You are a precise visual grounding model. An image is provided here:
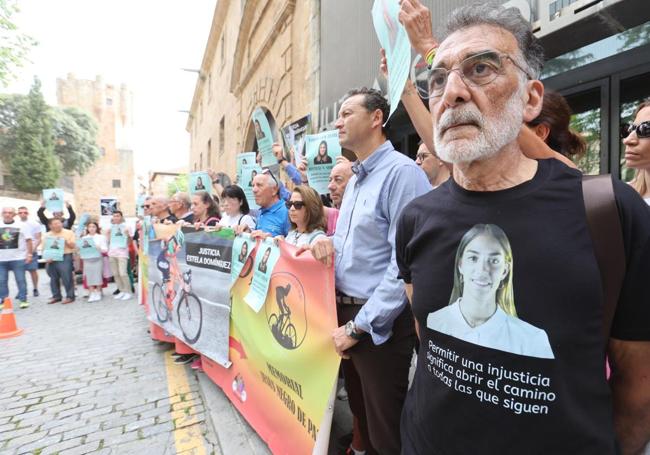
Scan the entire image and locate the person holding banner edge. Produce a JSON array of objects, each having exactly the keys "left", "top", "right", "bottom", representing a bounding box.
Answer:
[{"left": 305, "top": 87, "right": 431, "bottom": 454}]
